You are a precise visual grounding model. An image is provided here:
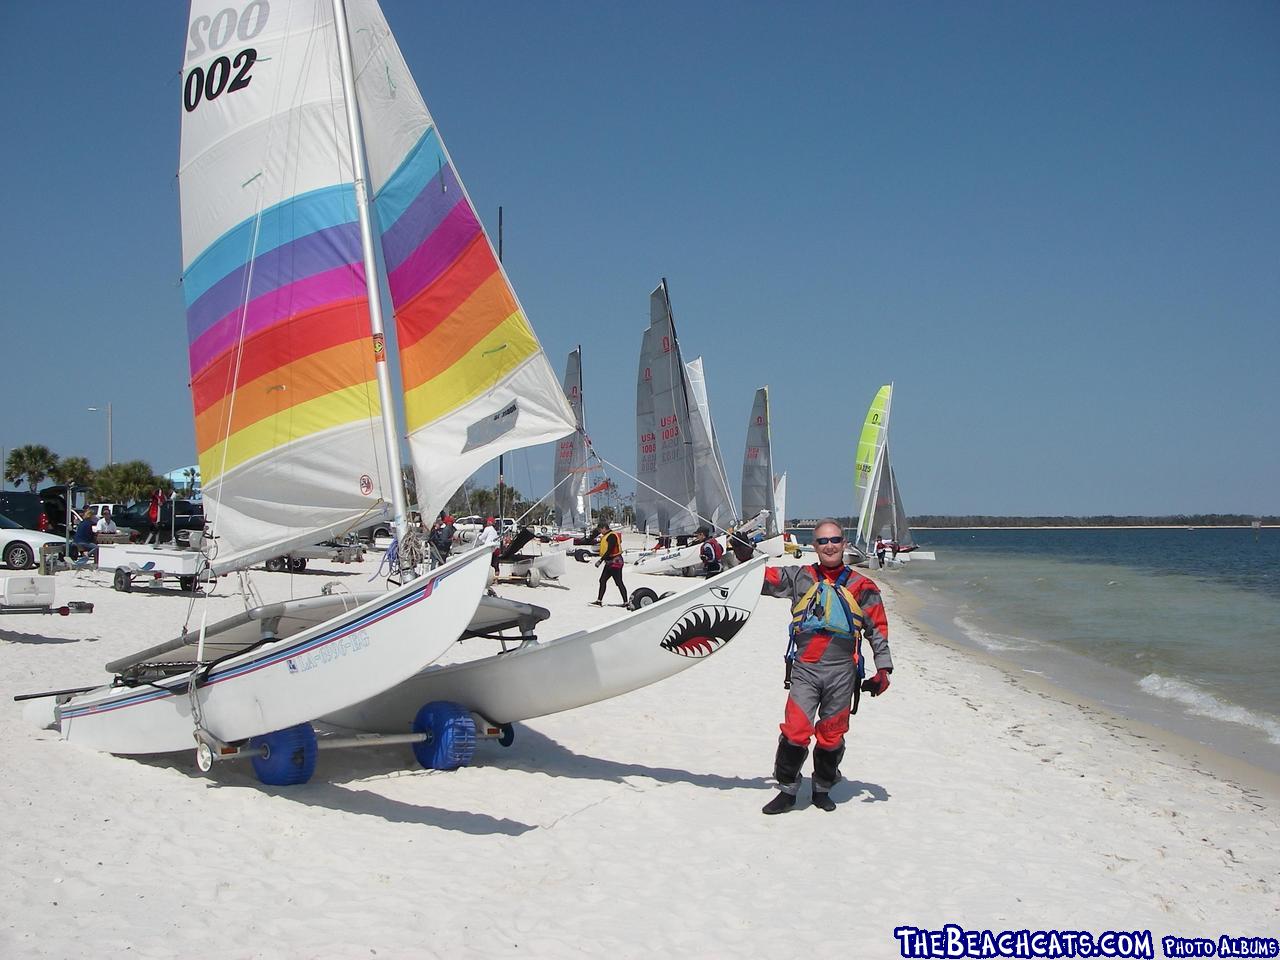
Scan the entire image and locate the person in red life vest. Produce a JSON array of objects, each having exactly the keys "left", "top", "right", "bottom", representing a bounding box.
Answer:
[
  {"left": 693, "top": 525, "right": 724, "bottom": 577},
  {"left": 144, "top": 489, "right": 166, "bottom": 543},
  {"left": 591, "top": 521, "right": 628, "bottom": 606},
  {"left": 759, "top": 518, "right": 893, "bottom": 814}
]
